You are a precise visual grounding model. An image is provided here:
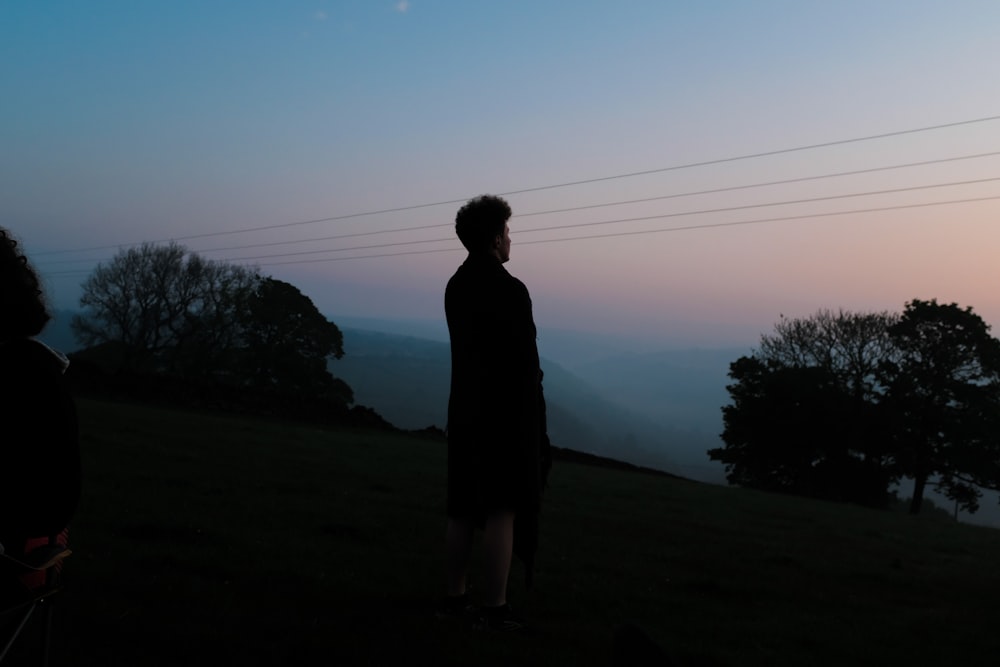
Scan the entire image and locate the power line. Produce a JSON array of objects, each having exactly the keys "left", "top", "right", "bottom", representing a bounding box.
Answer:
[
  {"left": 242, "top": 194, "right": 1000, "bottom": 267},
  {"left": 31, "top": 113, "right": 1000, "bottom": 257},
  {"left": 516, "top": 195, "right": 1000, "bottom": 247},
  {"left": 40, "top": 193, "right": 999, "bottom": 276},
  {"left": 196, "top": 175, "right": 1000, "bottom": 263},
  {"left": 498, "top": 114, "right": 1000, "bottom": 196},
  {"left": 38, "top": 176, "right": 1000, "bottom": 271},
  {"left": 522, "top": 176, "right": 1000, "bottom": 237},
  {"left": 33, "top": 150, "right": 1000, "bottom": 268},
  {"left": 514, "top": 150, "right": 1000, "bottom": 219},
  {"left": 160, "top": 149, "right": 1000, "bottom": 257}
]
